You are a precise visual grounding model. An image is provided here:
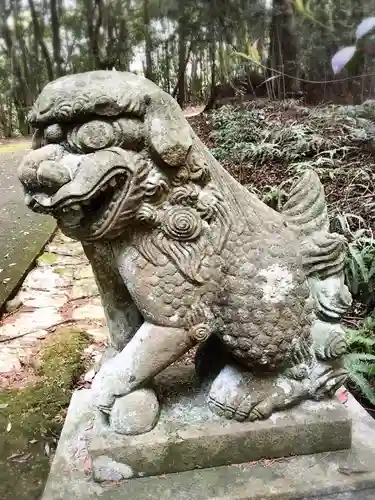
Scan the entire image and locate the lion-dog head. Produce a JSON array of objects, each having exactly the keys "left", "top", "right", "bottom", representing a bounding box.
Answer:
[{"left": 18, "top": 71, "right": 230, "bottom": 283}]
